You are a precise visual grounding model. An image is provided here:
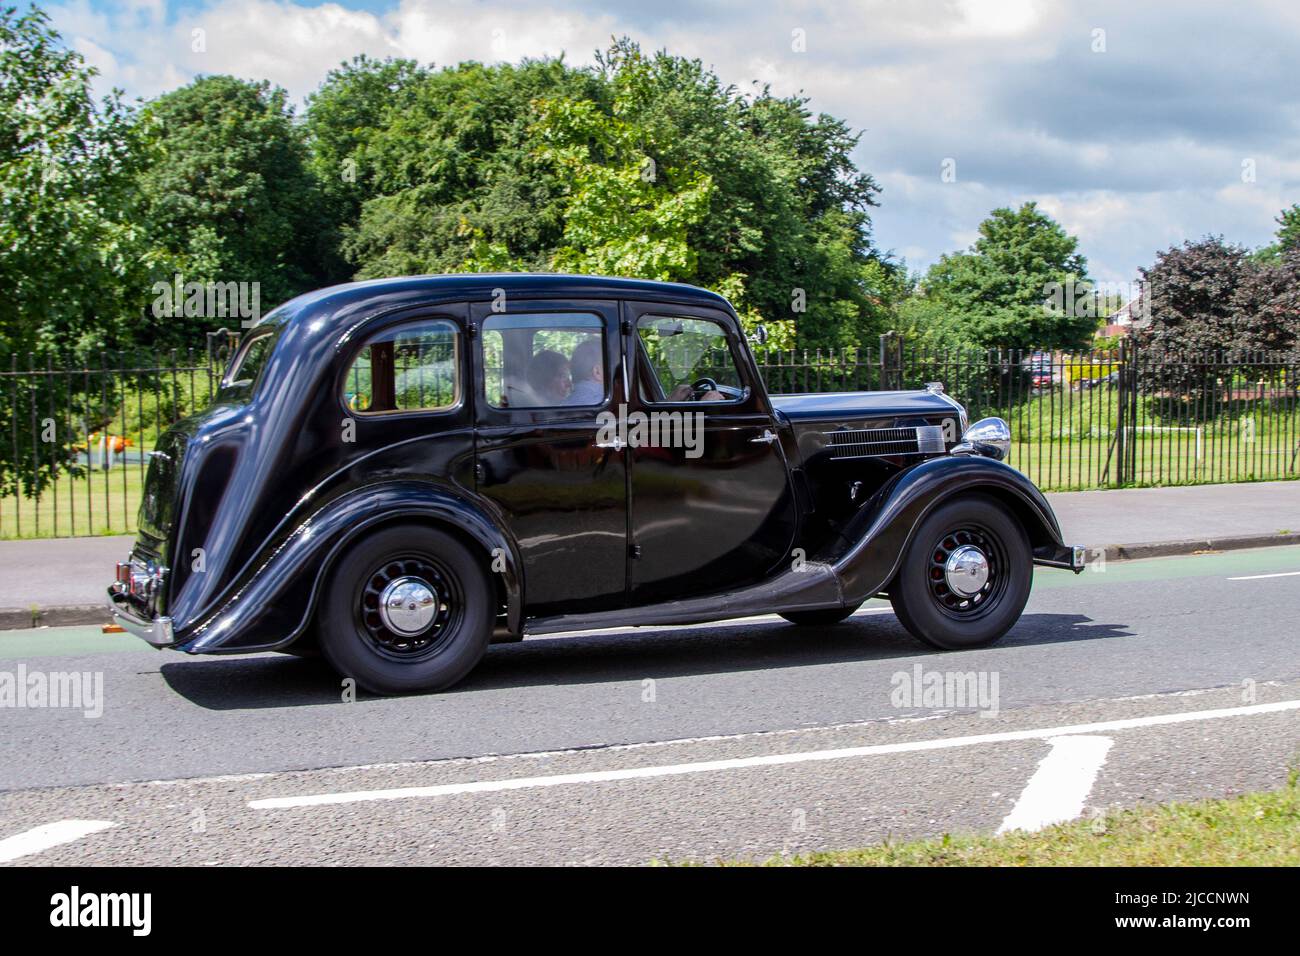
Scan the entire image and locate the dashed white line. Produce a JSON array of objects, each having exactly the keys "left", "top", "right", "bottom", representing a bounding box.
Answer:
[
  {"left": 248, "top": 697, "right": 1300, "bottom": 810},
  {"left": 0, "top": 820, "right": 117, "bottom": 863},
  {"left": 997, "top": 735, "right": 1113, "bottom": 834},
  {"left": 1228, "top": 570, "right": 1300, "bottom": 581}
]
